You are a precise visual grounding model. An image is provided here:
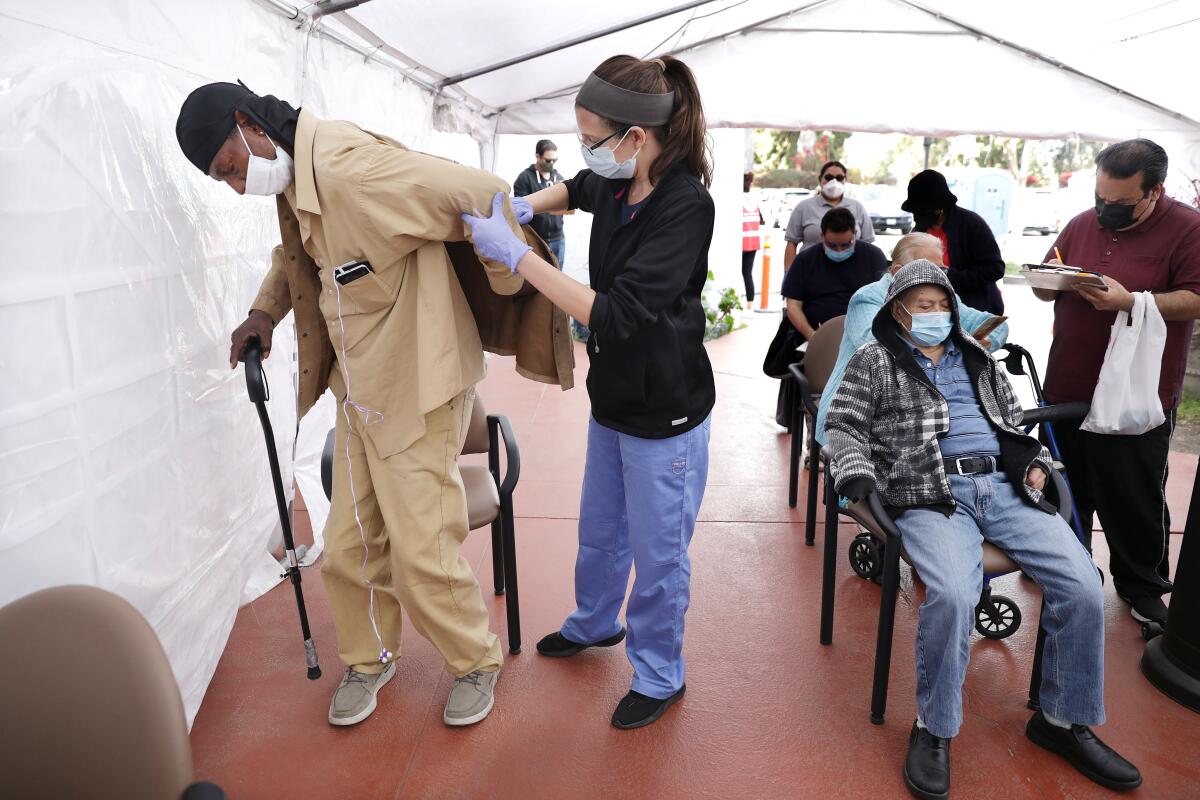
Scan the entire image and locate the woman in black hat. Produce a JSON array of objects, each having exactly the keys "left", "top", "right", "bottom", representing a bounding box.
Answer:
[{"left": 902, "top": 169, "right": 1005, "bottom": 314}]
